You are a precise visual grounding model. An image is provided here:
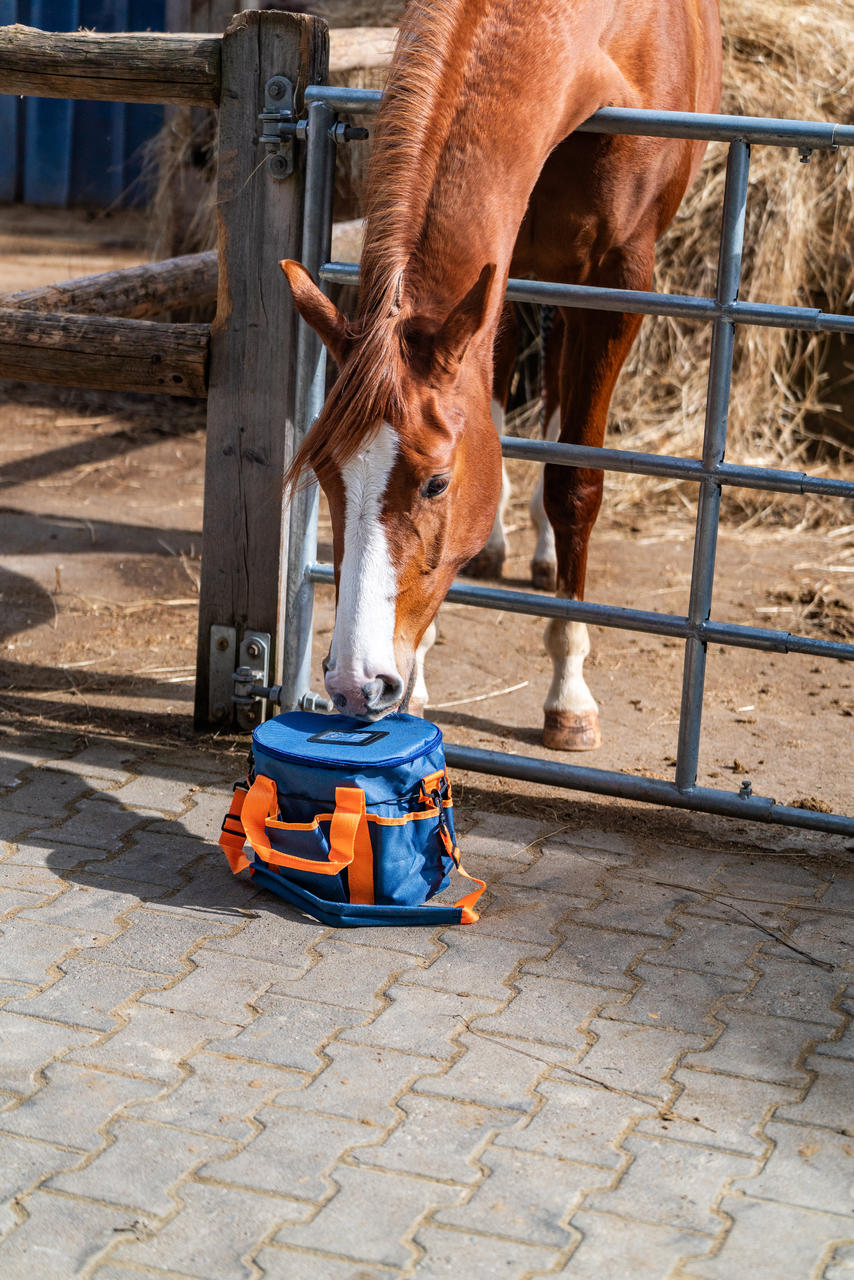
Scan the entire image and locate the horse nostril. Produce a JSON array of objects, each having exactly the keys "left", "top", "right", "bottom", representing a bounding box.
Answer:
[
  {"left": 362, "top": 675, "right": 404, "bottom": 711},
  {"left": 332, "top": 693, "right": 347, "bottom": 710}
]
